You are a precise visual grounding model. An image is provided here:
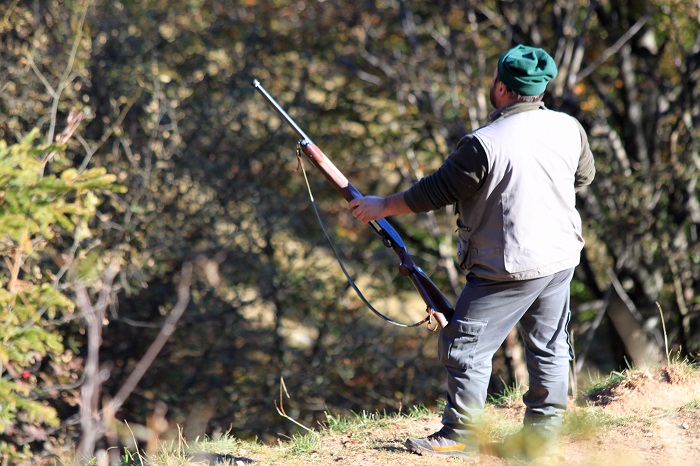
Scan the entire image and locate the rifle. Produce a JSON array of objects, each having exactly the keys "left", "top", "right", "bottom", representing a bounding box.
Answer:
[{"left": 253, "top": 80, "right": 454, "bottom": 329}]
